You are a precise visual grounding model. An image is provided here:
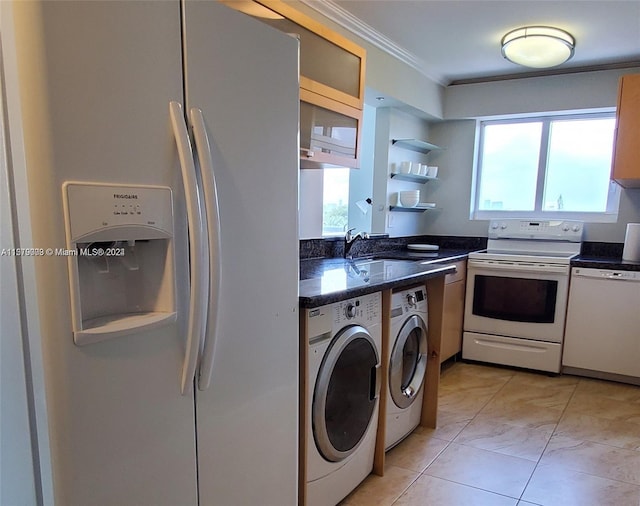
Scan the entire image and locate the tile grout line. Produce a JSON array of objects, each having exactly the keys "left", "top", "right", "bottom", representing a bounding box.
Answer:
[
  {"left": 386, "top": 469, "right": 422, "bottom": 506},
  {"left": 515, "top": 375, "right": 582, "bottom": 502},
  {"left": 535, "top": 377, "right": 640, "bottom": 491},
  {"left": 386, "top": 366, "right": 640, "bottom": 505},
  {"left": 408, "top": 366, "right": 518, "bottom": 502},
  {"left": 388, "top": 362, "right": 483, "bottom": 505},
  {"left": 388, "top": 441, "right": 452, "bottom": 506},
  {"left": 437, "top": 367, "right": 579, "bottom": 503}
]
